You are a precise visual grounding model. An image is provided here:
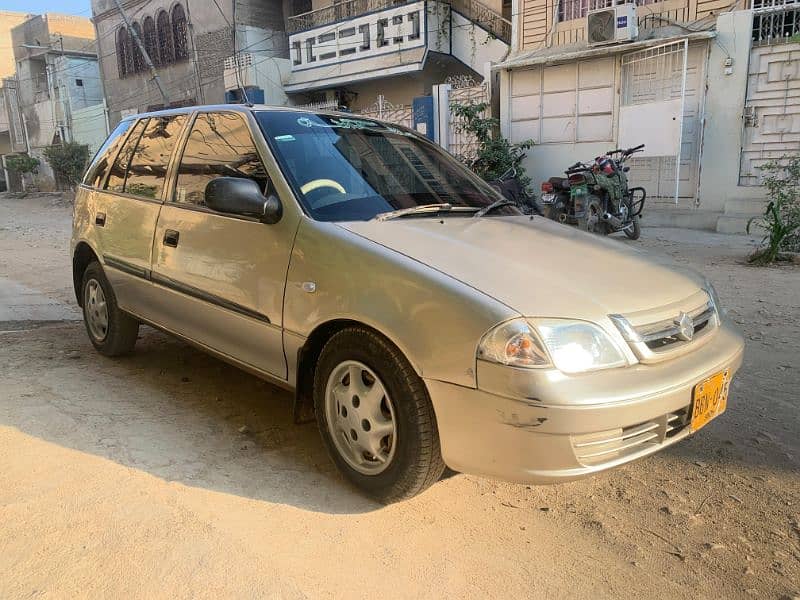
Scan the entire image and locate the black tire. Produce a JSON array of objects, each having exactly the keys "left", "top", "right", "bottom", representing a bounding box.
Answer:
[
  {"left": 81, "top": 261, "right": 139, "bottom": 356},
  {"left": 624, "top": 214, "right": 641, "bottom": 240},
  {"left": 313, "top": 327, "right": 445, "bottom": 503},
  {"left": 578, "top": 196, "right": 608, "bottom": 235}
]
